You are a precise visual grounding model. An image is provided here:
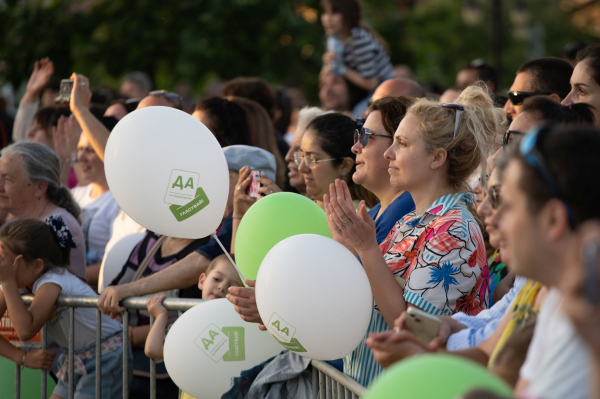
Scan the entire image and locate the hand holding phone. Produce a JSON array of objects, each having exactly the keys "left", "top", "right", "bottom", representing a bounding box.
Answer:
[
  {"left": 247, "top": 171, "right": 262, "bottom": 199},
  {"left": 404, "top": 307, "right": 441, "bottom": 343},
  {"left": 55, "top": 79, "right": 73, "bottom": 104}
]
